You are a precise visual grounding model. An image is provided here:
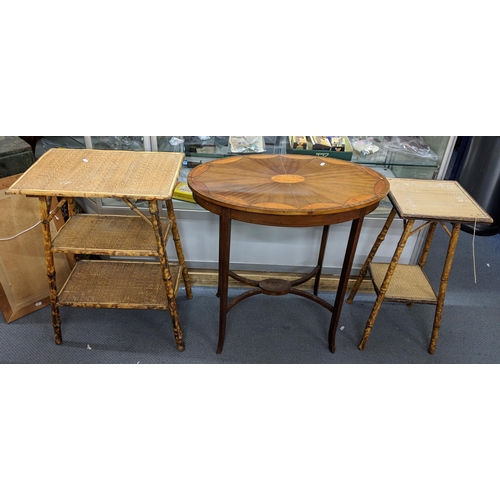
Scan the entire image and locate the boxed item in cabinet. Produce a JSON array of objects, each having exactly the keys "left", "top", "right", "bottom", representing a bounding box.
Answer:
[
  {"left": 173, "top": 181, "right": 195, "bottom": 203},
  {"left": 286, "top": 136, "right": 352, "bottom": 160}
]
